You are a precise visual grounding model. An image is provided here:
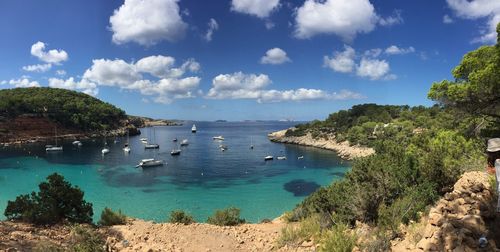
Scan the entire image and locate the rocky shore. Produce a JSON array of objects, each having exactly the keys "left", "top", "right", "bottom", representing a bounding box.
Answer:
[{"left": 268, "top": 129, "right": 375, "bottom": 160}]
